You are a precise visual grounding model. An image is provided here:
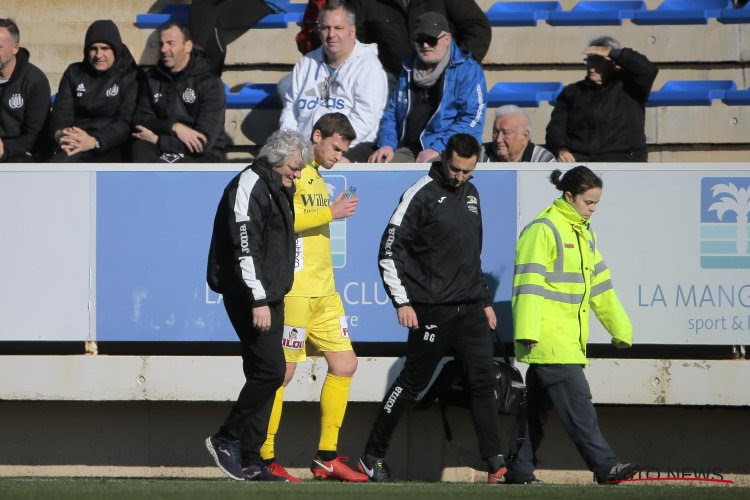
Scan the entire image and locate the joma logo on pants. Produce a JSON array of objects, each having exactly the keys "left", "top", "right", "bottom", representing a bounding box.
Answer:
[{"left": 384, "top": 386, "right": 402, "bottom": 414}]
